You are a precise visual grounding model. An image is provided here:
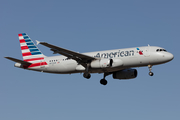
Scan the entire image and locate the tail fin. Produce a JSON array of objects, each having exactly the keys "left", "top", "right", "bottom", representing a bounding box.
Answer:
[{"left": 18, "top": 33, "right": 46, "bottom": 61}]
